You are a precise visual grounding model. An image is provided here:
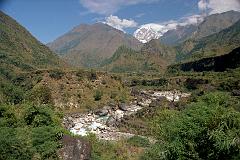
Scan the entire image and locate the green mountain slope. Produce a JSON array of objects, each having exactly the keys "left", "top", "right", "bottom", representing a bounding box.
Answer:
[
  {"left": 48, "top": 23, "right": 142, "bottom": 68},
  {"left": 177, "top": 19, "right": 240, "bottom": 61},
  {"left": 0, "top": 11, "right": 65, "bottom": 75},
  {"left": 0, "top": 11, "right": 66, "bottom": 103},
  {"left": 101, "top": 40, "right": 176, "bottom": 73}
]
